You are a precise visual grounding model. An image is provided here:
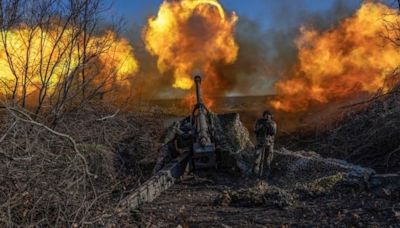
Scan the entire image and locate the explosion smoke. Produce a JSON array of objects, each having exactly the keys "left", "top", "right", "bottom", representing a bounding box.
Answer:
[
  {"left": 143, "top": 0, "right": 238, "bottom": 106},
  {"left": 271, "top": 2, "right": 400, "bottom": 112}
]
